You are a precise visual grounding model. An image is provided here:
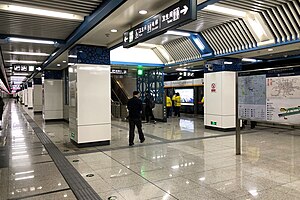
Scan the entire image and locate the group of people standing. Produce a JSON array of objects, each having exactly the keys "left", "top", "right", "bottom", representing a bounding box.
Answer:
[{"left": 166, "top": 93, "right": 181, "bottom": 118}]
